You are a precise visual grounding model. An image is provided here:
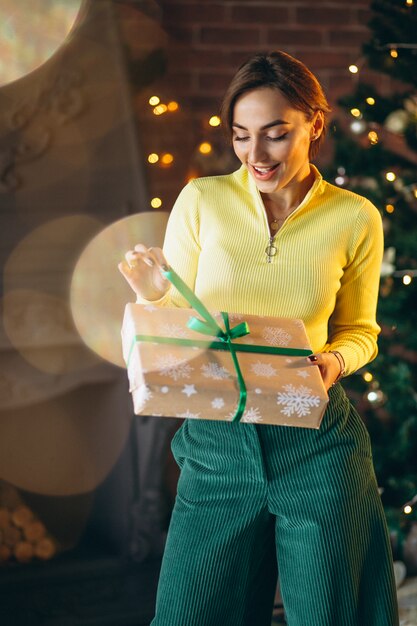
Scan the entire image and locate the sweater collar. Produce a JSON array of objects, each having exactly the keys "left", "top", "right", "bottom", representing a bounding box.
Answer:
[{"left": 233, "top": 163, "right": 325, "bottom": 216}]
